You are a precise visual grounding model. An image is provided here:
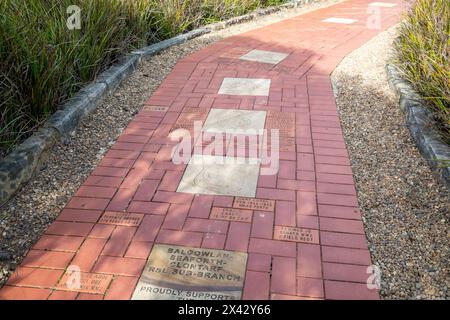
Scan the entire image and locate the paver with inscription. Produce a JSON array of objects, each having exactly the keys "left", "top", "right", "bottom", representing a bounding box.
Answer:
[
  {"left": 57, "top": 271, "right": 113, "bottom": 294},
  {"left": 203, "top": 109, "right": 266, "bottom": 133},
  {"left": 98, "top": 212, "right": 144, "bottom": 227},
  {"left": 233, "top": 197, "right": 275, "bottom": 212},
  {"left": 210, "top": 207, "right": 253, "bottom": 223},
  {"left": 177, "top": 155, "right": 260, "bottom": 197},
  {"left": 132, "top": 245, "right": 247, "bottom": 300},
  {"left": 143, "top": 106, "right": 169, "bottom": 112},
  {"left": 182, "top": 107, "right": 211, "bottom": 114},
  {"left": 274, "top": 226, "right": 320, "bottom": 244}
]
